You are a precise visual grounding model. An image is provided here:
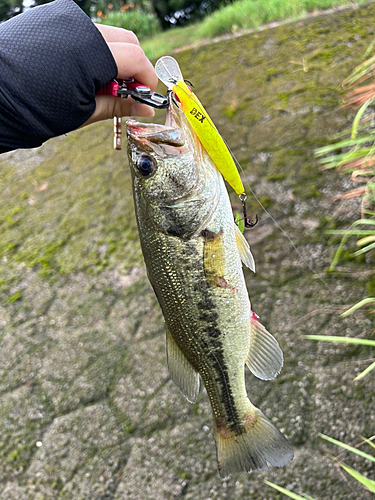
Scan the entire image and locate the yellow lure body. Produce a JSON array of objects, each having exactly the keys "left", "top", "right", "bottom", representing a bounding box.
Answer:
[{"left": 172, "top": 80, "right": 244, "bottom": 195}]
